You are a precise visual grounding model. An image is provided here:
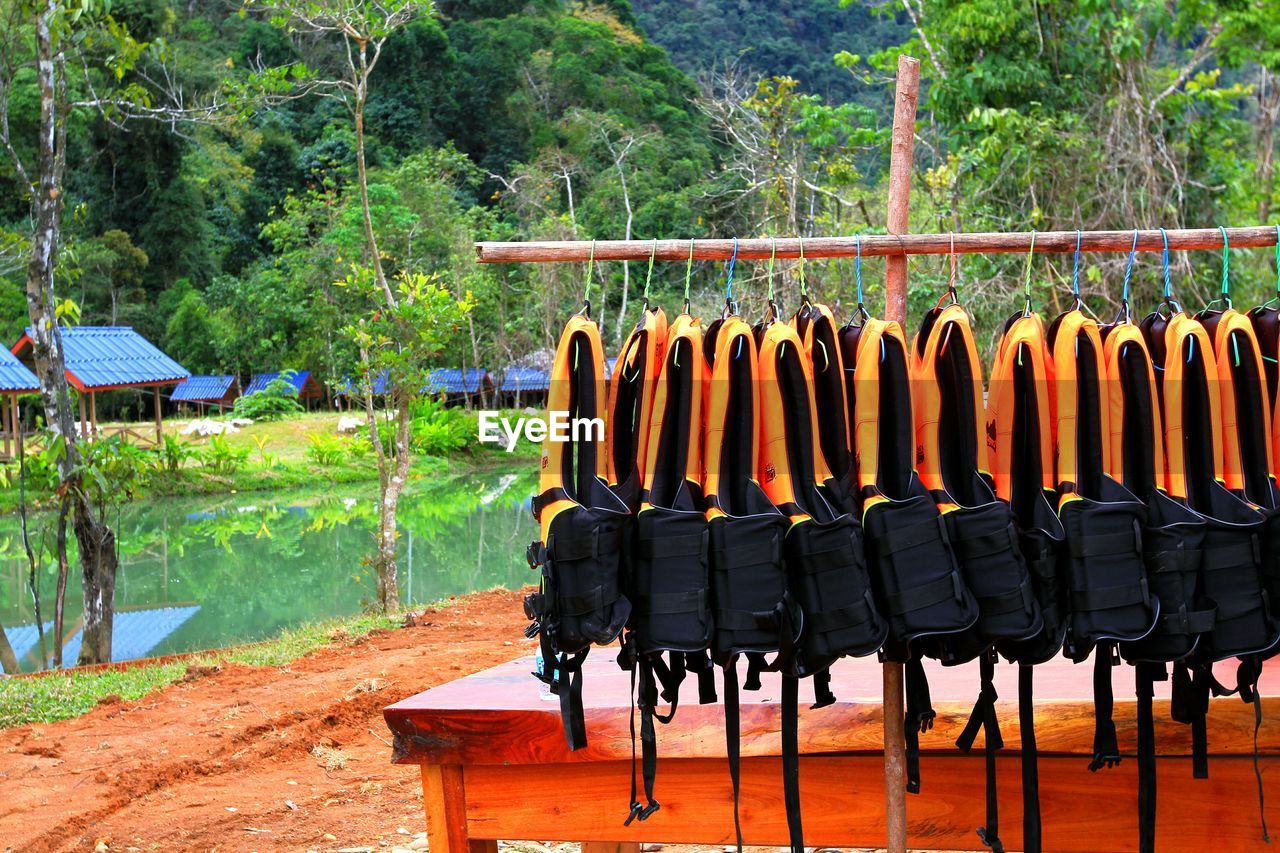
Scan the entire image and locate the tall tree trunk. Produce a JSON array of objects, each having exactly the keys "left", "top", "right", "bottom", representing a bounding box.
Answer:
[
  {"left": 26, "top": 0, "right": 118, "bottom": 666},
  {"left": 0, "top": 617, "right": 18, "bottom": 674},
  {"left": 374, "top": 399, "right": 409, "bottom": 615},
  {"left": 1256, "top": 67, "right": 1279, "bottom": 223}
]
